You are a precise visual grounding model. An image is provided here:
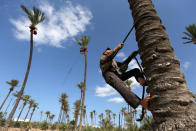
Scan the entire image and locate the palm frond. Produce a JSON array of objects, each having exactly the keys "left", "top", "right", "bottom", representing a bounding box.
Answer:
[
  {"left": 186, "top": 24, "right": 196, "bottom": 37},
  {"left": 21, "top": 5, "right": 45, "bottom": 26},
  {"left": 183, "top": 40, "right": 193, "bottom": 44},
  {"left": 75, "top": 35, "right": 90, "bottom": 47}
]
